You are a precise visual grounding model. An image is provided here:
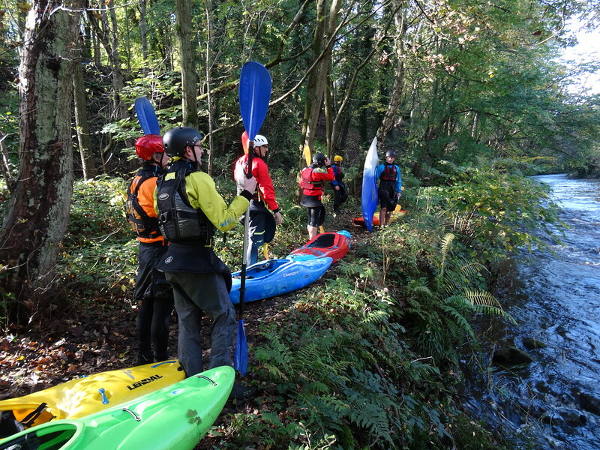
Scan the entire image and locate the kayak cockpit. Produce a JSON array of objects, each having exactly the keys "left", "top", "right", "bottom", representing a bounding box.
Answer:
[
  {"left": 1, "top": 422, "right": 80, "bottom": 450},
  {"left": 232, "top": 259, "right": 289, "bottom": 280}
]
